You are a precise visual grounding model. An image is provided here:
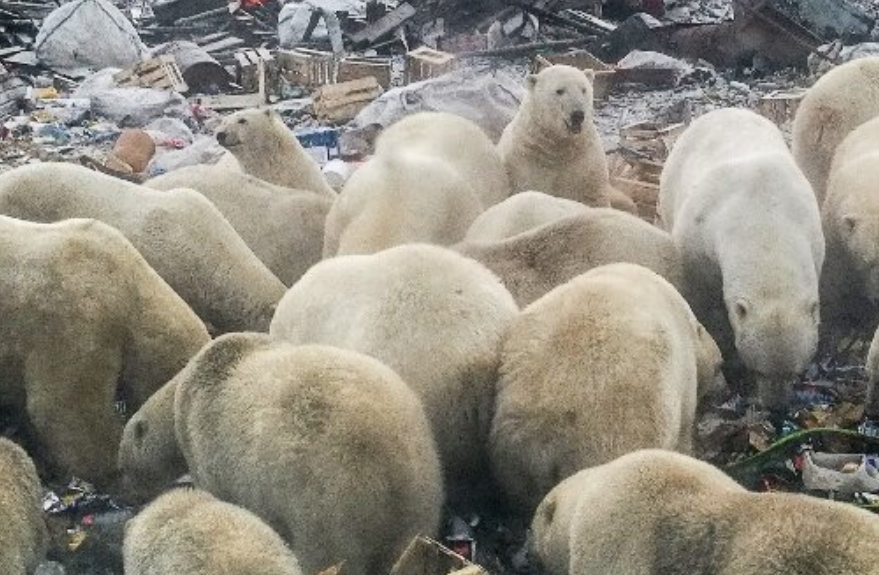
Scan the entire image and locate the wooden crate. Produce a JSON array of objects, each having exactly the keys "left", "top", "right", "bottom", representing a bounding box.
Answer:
[
  {"left": 619, "top": 121, "right": 686, "bottom": 162},
  {"left": 114, "top": 55, "right": 188, "bottom": 92},
  {"left": 234, "top": 48, "right": 278, "bottom": 95},
  {"left": 338, "top": 57, "right": 392, "bottom": 89},
  {"left": 313, "top": 77, "right": 383, "bottom": 124},
  {"left": 612, "top": 176, "right": 660, "bottom": 223},
  {"left": 532, "top": 52, "right": 615, "bottom": 100},
  {"left": 758, "top": 88, "right": 807, "bottom": 126},
  {"left": 276, "top": 48, "right": 335, "bottom": 87},
  {"left": 405, "top": 46, "right": 455, "bottom": 84}
]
